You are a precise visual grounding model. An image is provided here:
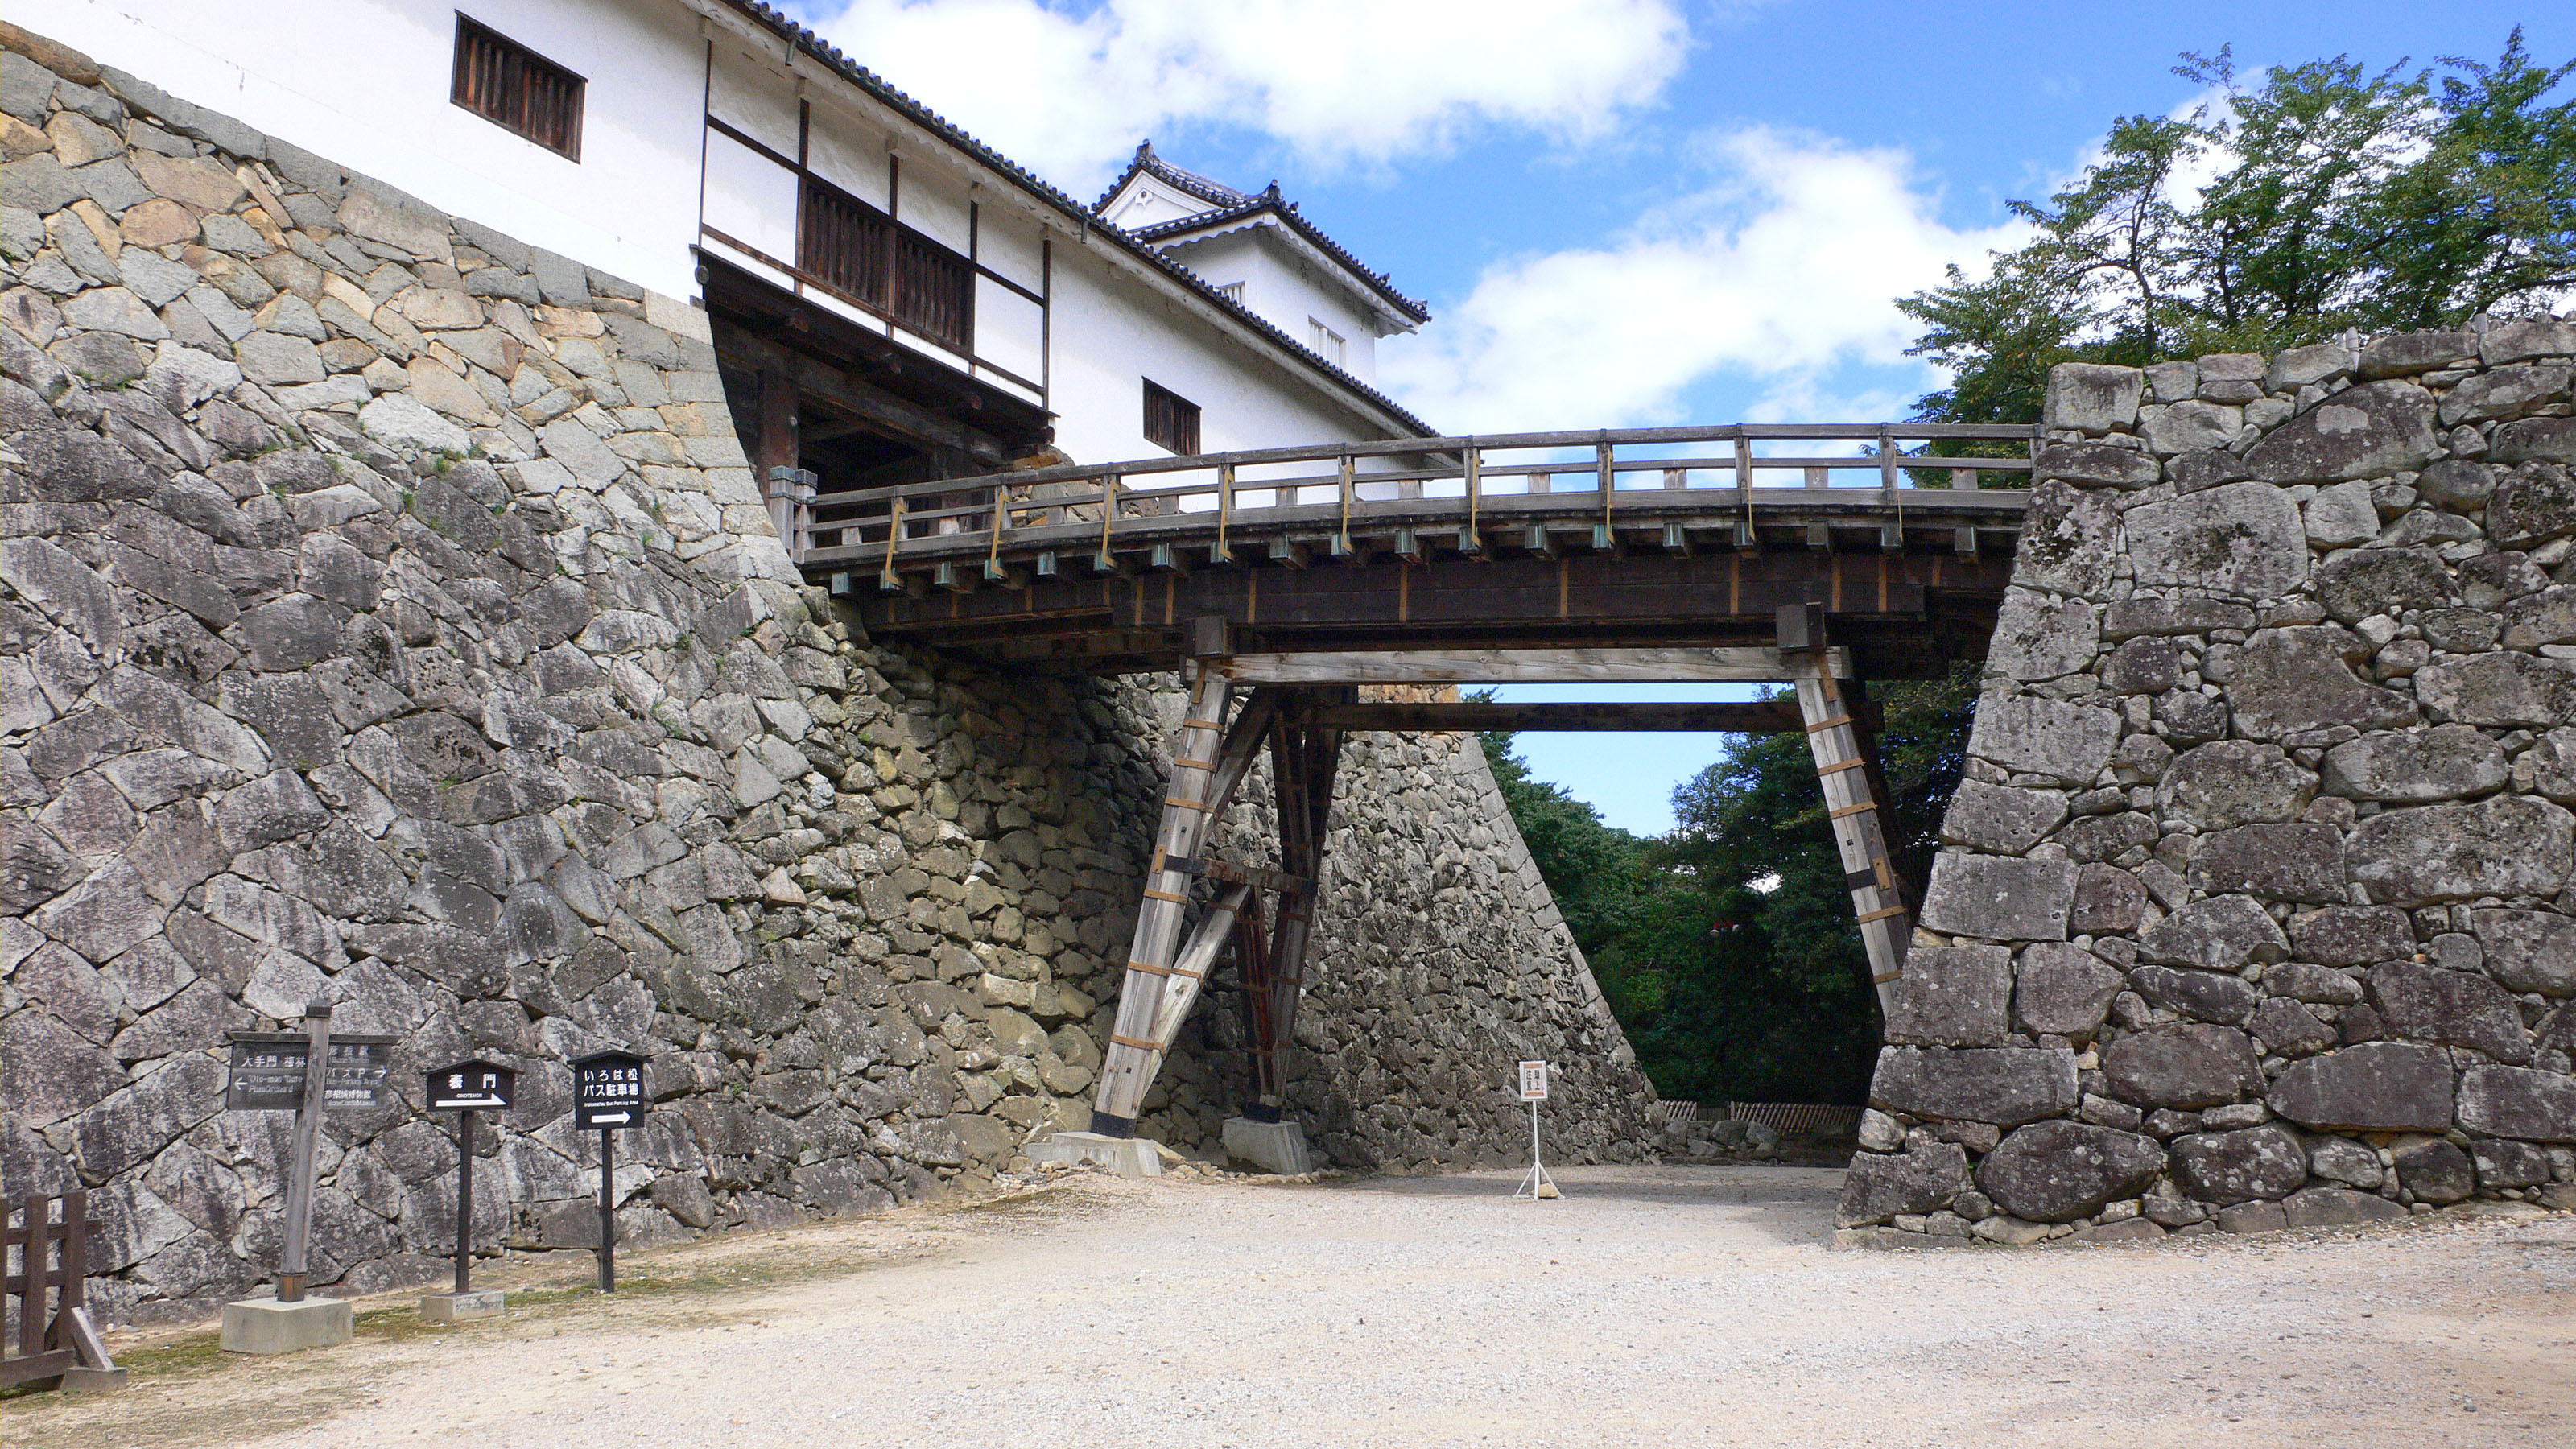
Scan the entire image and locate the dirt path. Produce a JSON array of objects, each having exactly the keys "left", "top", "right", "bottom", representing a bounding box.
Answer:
[{"left": 9, "top": 1164, "right": 2574, "bottom": 1448}]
